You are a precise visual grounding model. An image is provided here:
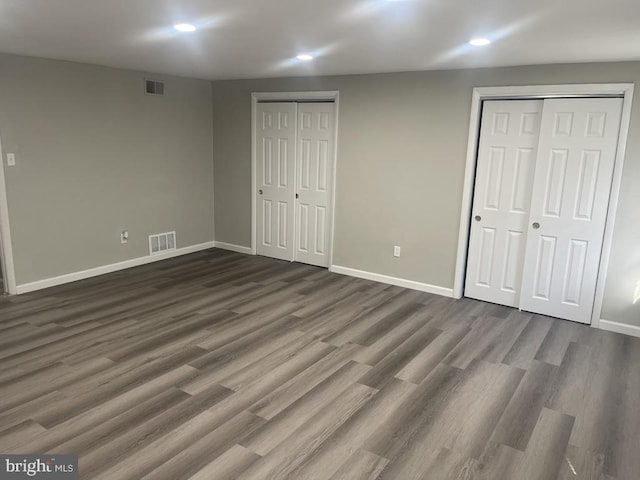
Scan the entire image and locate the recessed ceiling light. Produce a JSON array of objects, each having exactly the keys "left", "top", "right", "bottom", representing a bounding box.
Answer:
[
  {"left": 174, "top": 23, "right": 197, "bottom": 33},
  {"left": 296, "top": 54, "right": 314, "bottom": 61},
  {"left": 469, "top": 38, "right": 491, "bottom": 46}
]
